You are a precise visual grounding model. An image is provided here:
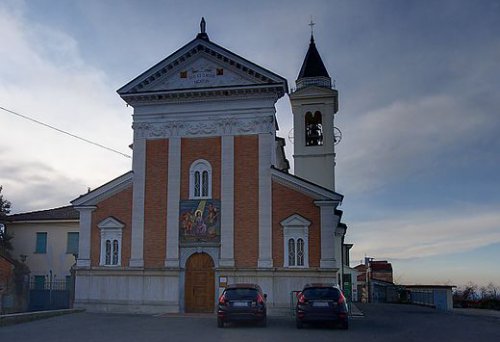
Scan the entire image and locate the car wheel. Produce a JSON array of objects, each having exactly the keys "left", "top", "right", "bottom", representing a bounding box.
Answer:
[
  {"left": 296, "top": 319, "right": 303, "bottom": 329},
  {"left": 217, "top": 318, "right": 224, "bottom": 328}
]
